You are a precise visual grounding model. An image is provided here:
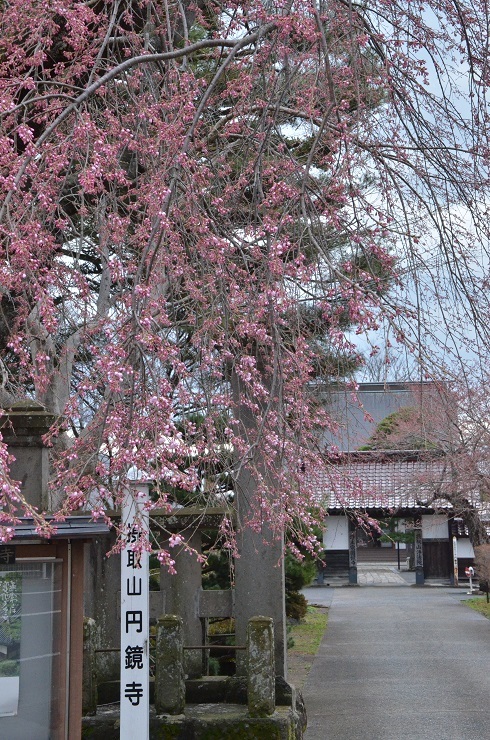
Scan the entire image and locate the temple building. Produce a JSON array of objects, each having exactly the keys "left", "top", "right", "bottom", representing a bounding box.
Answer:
[{"left": 316, "top": 383, "right": 487, "bottom": 585}]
